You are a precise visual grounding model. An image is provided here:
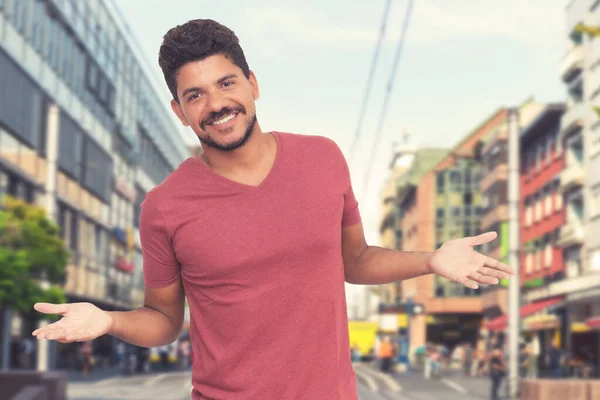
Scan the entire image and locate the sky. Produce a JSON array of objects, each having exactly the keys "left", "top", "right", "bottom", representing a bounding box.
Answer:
[{"left": 114, "top": 0, "right": 567, "bottom": 247}]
